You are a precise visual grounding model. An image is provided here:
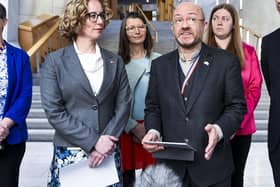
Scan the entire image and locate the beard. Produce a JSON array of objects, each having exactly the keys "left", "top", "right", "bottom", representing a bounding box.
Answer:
[{"left": 175, "top": 36, "right": 202, "bottom": 50}]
